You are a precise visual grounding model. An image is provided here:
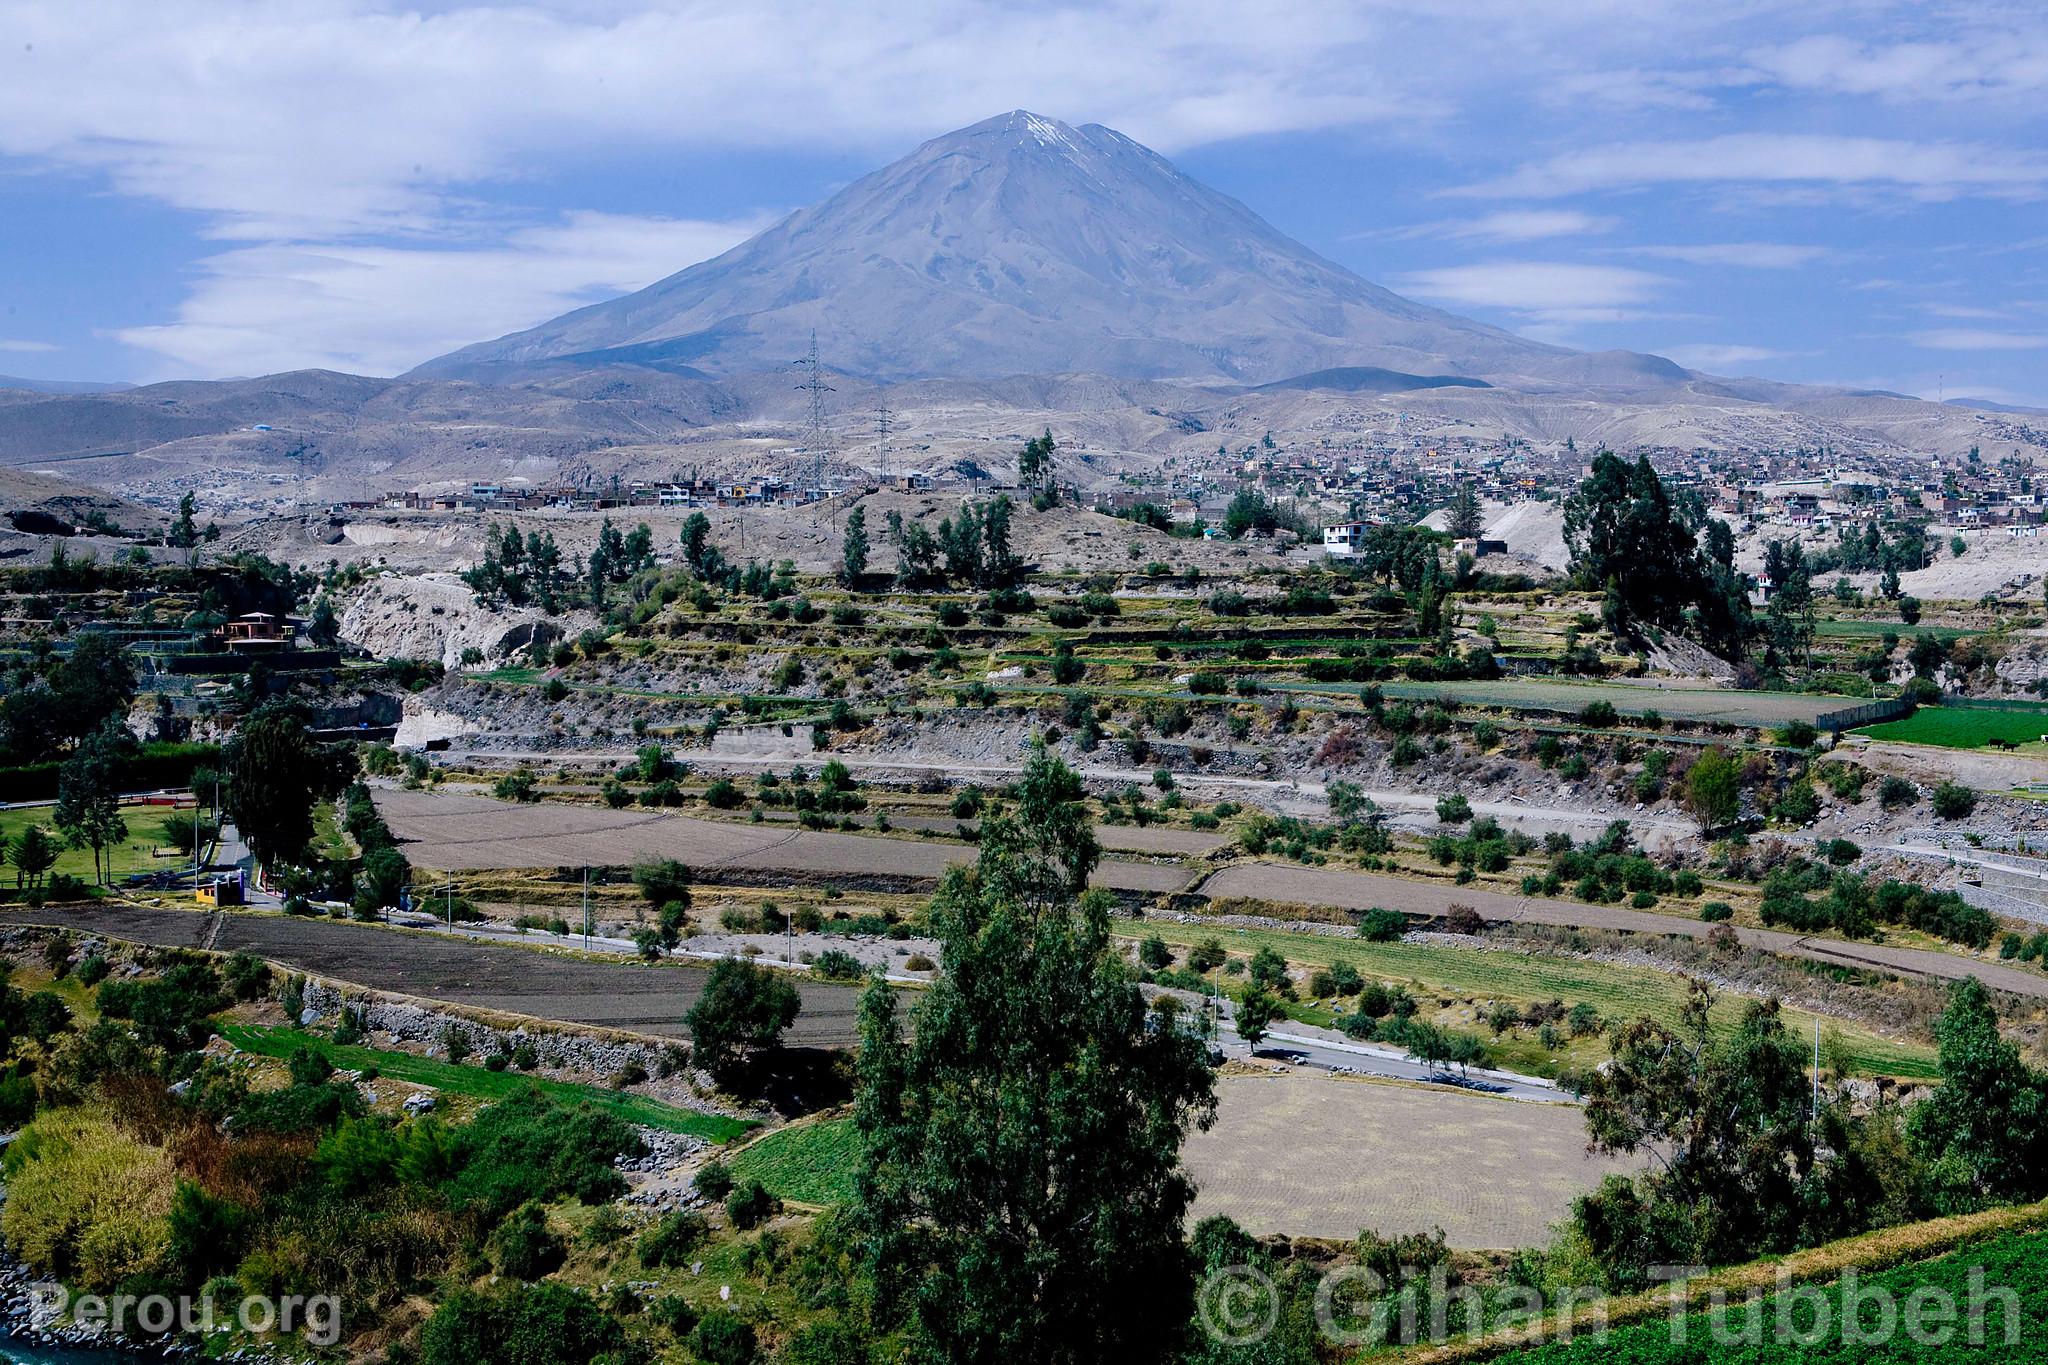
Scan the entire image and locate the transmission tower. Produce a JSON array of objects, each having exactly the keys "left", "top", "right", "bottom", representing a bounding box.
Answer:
[
  {"left": 793, "top": 330, "right": 834, "bottom": 495},
  {"left": 875, "top": 398, "right": 892, "bottom": 483}
]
